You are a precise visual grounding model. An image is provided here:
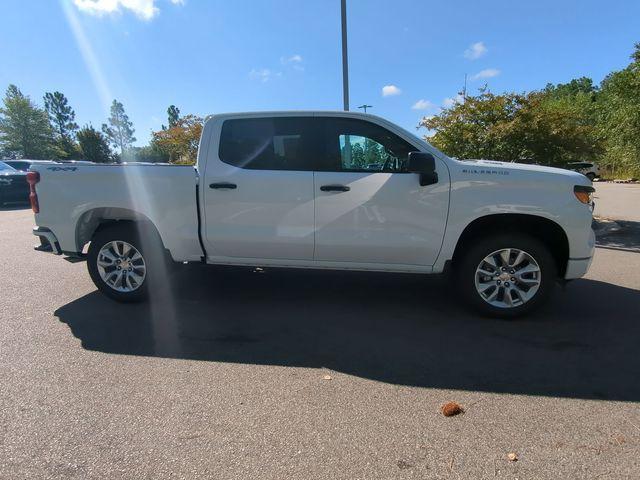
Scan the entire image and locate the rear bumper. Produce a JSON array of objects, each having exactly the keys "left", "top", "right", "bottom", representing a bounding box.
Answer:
[{"left": 33, "top": 226, "right": 61, "bottom": 255}]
